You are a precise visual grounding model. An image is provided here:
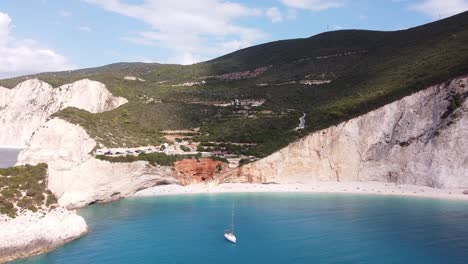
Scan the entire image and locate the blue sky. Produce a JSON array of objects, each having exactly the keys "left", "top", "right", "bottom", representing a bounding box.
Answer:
[{"left": 0, "top": 0, "right": 468, "bottom": 78}]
